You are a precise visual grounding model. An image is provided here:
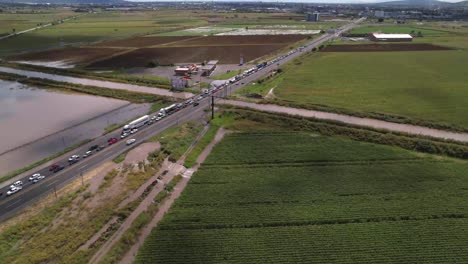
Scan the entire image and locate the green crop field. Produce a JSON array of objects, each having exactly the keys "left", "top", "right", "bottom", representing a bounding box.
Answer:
[
  {"left": 238, "top": 22, "right": 468, "bottom": 130},
  {"left": 135, "top": 131, "right": 468, "bottom": 263}
]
